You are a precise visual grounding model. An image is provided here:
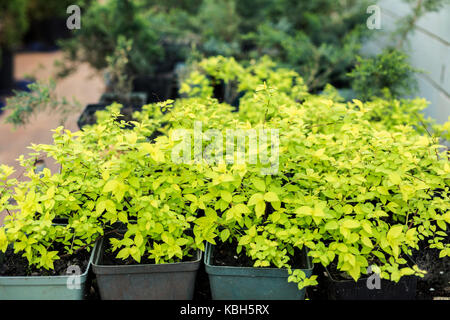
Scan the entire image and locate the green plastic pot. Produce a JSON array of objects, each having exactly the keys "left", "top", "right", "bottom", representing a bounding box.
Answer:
[
  {"left": 0, "top": 248, "right": 94, "bottom": 300},
  {"left": 204, "top": 243, "right": 314, "bottom": 300},
  {"left": 91, "top": 237, "right": 202, "bottom": 300}
]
